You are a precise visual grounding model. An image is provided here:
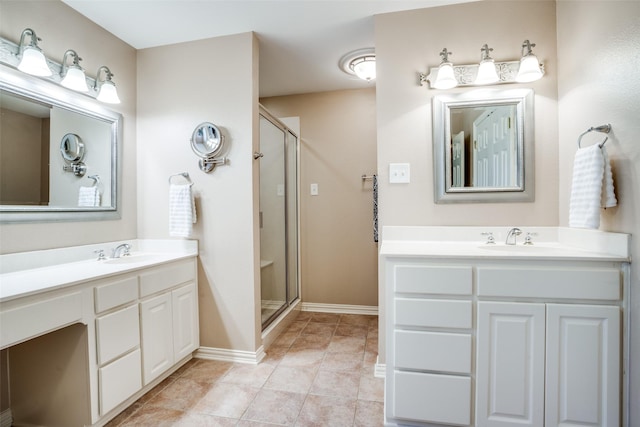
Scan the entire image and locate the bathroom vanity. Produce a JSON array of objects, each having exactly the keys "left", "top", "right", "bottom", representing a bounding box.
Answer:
[
  {"left": 0, "top": 240, "right": 198, "bottom": 427},
  {"left": 381, "top": 226, "right": 630, "bottom": 427}
]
